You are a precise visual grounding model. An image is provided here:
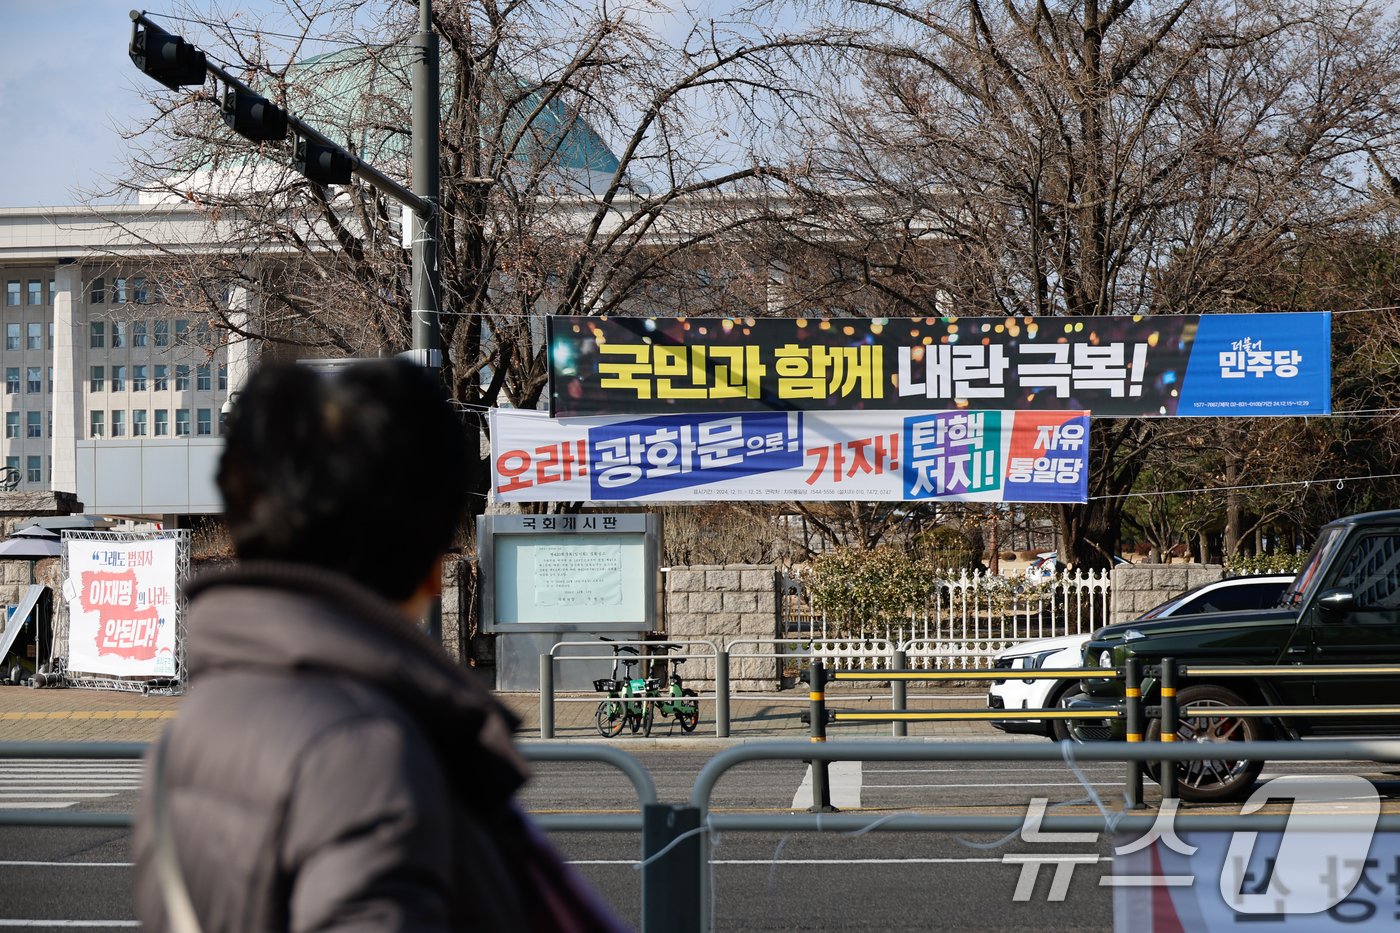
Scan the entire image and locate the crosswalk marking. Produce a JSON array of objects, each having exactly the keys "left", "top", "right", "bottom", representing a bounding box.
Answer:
[
  {"left": 791, "top": 760, "right": 863, "bottom": 809},
  {"left": 0, "top": 760, "right": 142, "bottom": 809}
]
